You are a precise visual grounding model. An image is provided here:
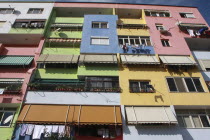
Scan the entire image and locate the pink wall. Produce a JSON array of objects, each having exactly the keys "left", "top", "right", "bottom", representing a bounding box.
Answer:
[
  {"left": 55, "top": 3, "right": 208, "bottom": 55},
  {"left": 0, "top": 39, "right": 45, "bottom": 104}
]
